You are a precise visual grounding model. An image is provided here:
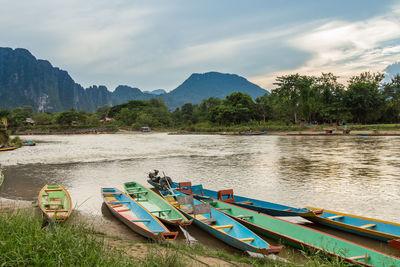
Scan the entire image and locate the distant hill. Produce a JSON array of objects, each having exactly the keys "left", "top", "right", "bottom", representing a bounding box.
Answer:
[
  {"left": 384, "top": 62, "right": 400, "bottom": 82},
  {"left": 0, "top": 47, "right": 269, "bottom": 112},
  {"left": 112, "top": 85, "right": 154, "bottom": 105},
  {"left": 143, "top": 89, "right": 166, "bottom": 95},
  {"left": 162, "top": 72, "right": 269, "bottom": 109}
]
